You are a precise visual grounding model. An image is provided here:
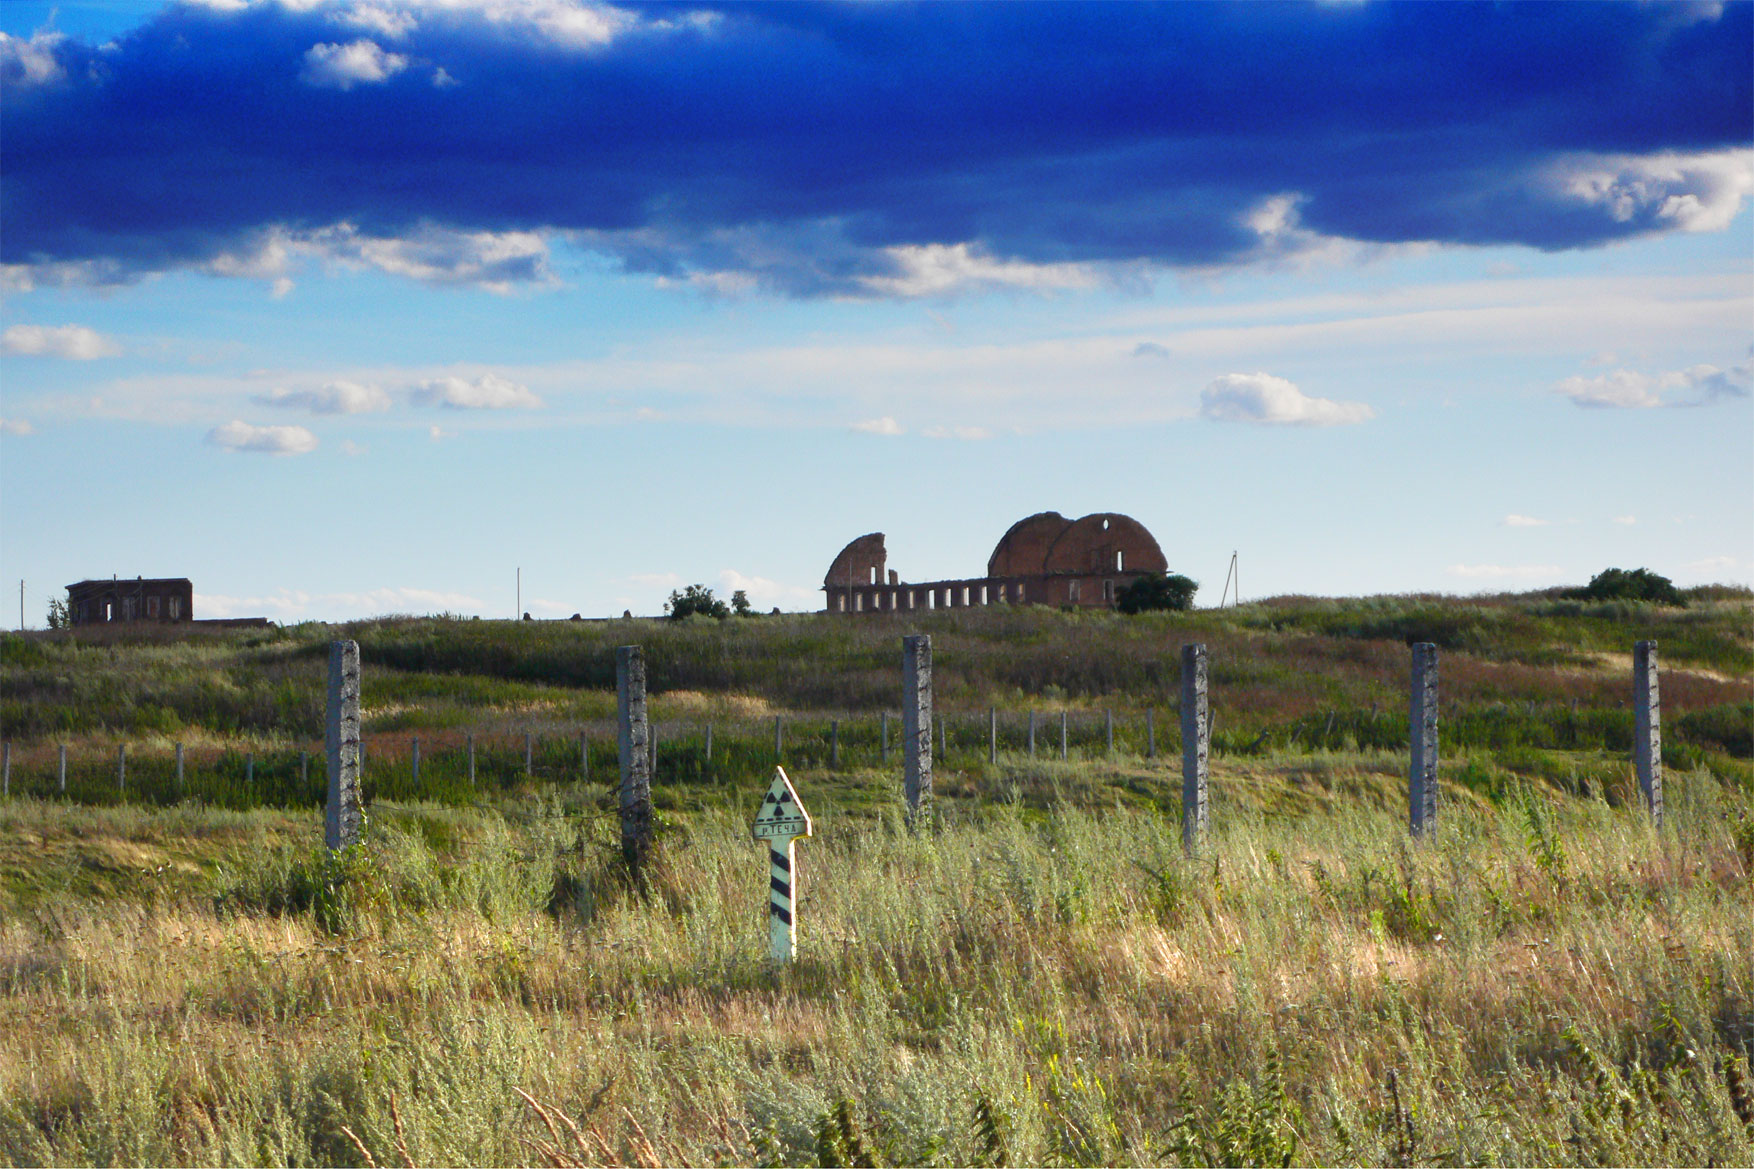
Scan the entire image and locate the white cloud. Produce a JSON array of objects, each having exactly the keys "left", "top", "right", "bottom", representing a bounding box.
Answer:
[
  {"left": 860, "top": 243, "right": 1104, "bottom": 298},
  {"left": 300, "top": 39, "right": 408, "bottom": 89},
  {"left": 1446, "top": 564, "right": 1563, "bottom": 579},
  {"left": 1612, "top": 515, "right": 1637, "bottom": 526},
  {"left": 0, "top": 418, "right": 35, "bottom": 436},
  {"left": 411, "top": 372, "right": 543, "bottom": 409},
  {"left": 465, "top": 0, "right": 637, "bottom": 49},
  {"left": 331, "top": 3, "right": 418, "bottom": 39},
  {"left": 340, "top": 439, "right": 368, "bottom": 456},
  {"left": 717, "top": 569, "right": 818, "bottom": 610},
  {"left": 197, "top": 222, "right": 556, "bottom": 293},
  {"left": 0, "top": 30, "right": 65, "bottom": 86},
  {"left": 1, "top": 324, "right": 122, "bottom": 360},
  {"left": 1557, "top": 357, "right": 1753, "bottom": 408},
  {"left": 205, "top": 420, "right": 319, "bottom": 455},
  {"left": 255, "top": 380, "right": 391, "bottom": 414},
  {"left": 1199, "top": 372, "right": 1375, "bottom": 426},
  {"left": 1550, "top": 148, "right": 1754, "bottom": 235},
  {"left": 922, "top": 425, "right": 992, "bottom": 440},
  {"left": 851, "top": 416, "right": 904, "bottom": 436},
  {"left": 428, "top": 424, "right": 455, "bottom": 440},
  {"left": 1501, "top": 514, "right": 1550, "bottom": 528}
]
